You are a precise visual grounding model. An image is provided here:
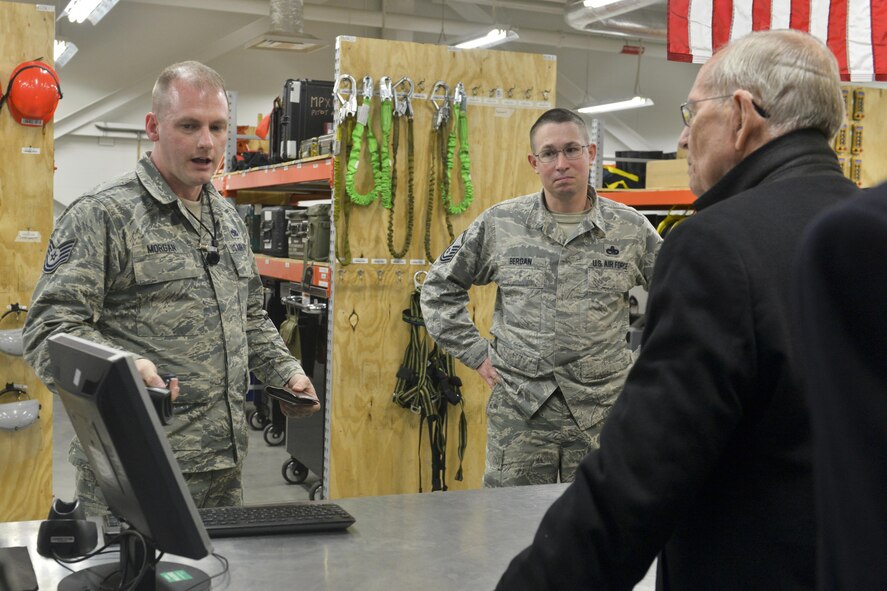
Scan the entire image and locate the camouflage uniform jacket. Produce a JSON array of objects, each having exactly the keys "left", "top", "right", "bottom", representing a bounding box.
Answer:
[
  {"left": 23, "top": 154, "right": 304, "bottom": 473},
  {"left": 421, "top": 189, "right": 661, "bottom": 431}
]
